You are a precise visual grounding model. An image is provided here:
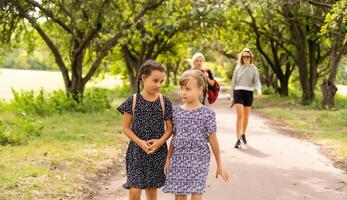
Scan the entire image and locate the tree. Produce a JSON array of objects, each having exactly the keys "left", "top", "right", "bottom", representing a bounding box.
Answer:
[
  {"left": 280, "top": 0, "right": 331, "bottom": 104},
  {"left": 119, "top": 0, "right": 227, "bottom": 92},
  {"left": 1, "top": 0, "right": 164, "bottom": 100},
  {"left": 319, "top": 0, "right": 347, "bottom": 107},
  {"left": 242, "top": 1, "right": 295, "bottom": 96}
]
